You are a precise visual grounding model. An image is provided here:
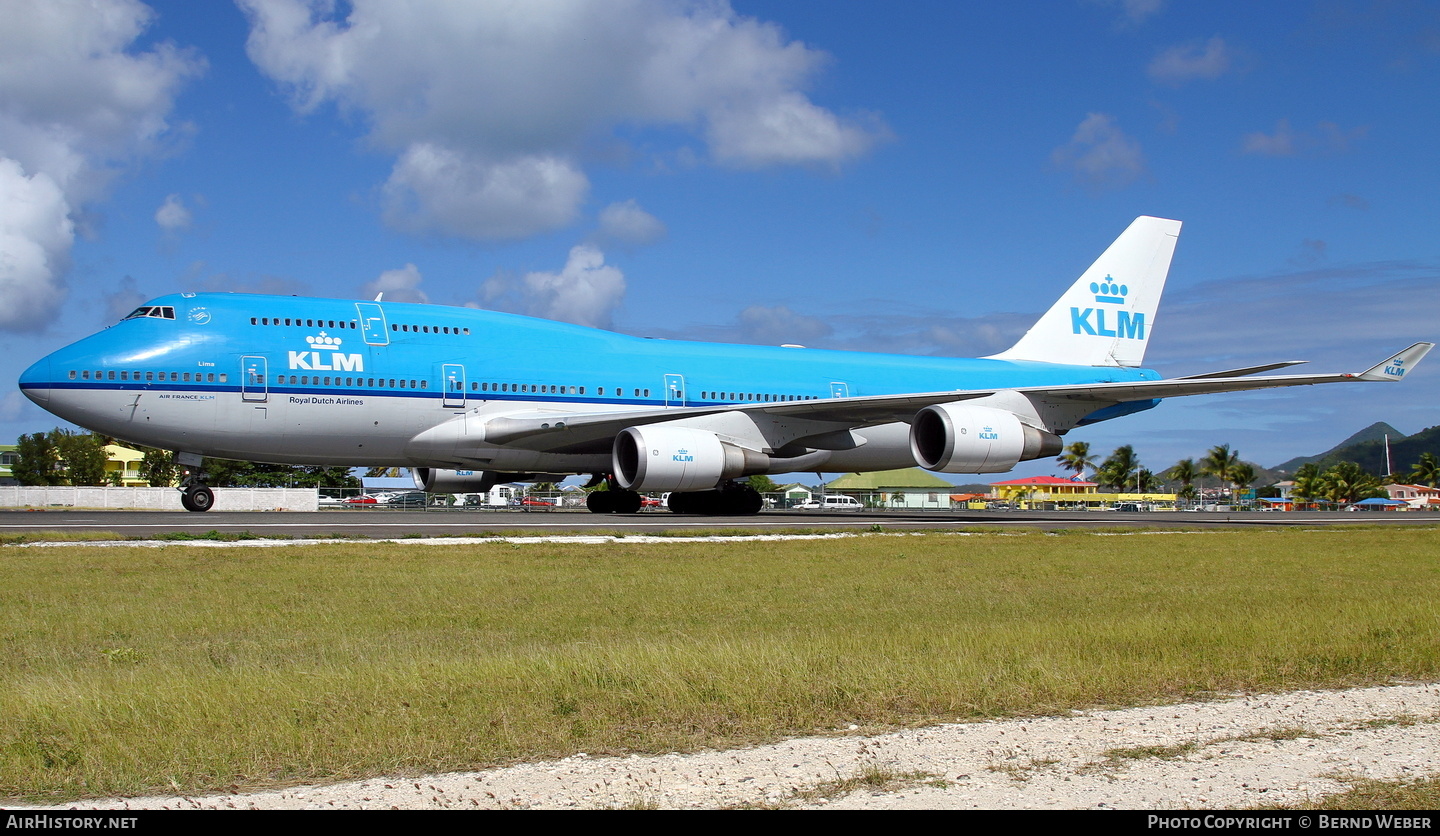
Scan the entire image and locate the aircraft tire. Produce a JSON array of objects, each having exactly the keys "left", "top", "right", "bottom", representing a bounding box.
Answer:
[
  {"left": 613, "top": 490, "right": 643, "bottom": 514},
  {"left": 181, "top": 485, "right": 214, "bottom": 513},
  {"left": 586, "top": 490, "right": 614, "bottom": 514}
]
